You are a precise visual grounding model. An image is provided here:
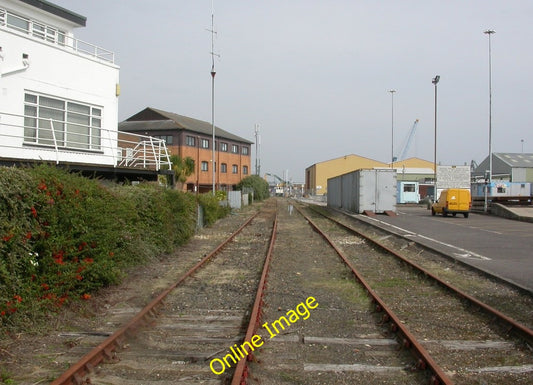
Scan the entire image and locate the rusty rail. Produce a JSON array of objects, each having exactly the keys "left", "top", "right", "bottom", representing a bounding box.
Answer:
[
  {"left": 230, "top": 212, "right": 278, "bottom": 385},
  {"left": 52, "top": 211, "right": 260, "bottom": 385},
  {"left": 311, "top": 206, "right": 533, "bottom": 345},
  {"left": 297, "top": 206, "right": 453, "bottom": 385}
]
